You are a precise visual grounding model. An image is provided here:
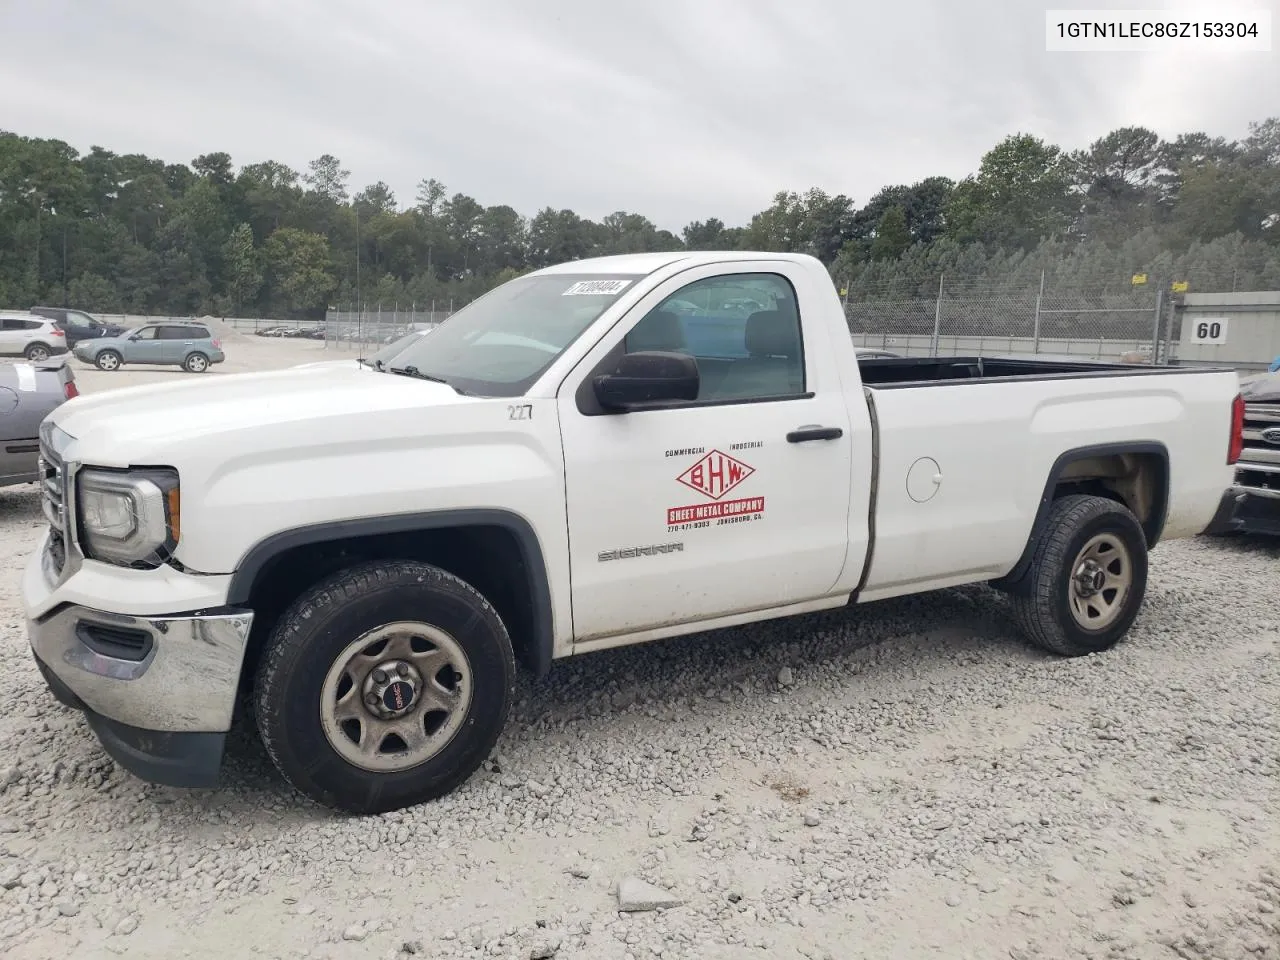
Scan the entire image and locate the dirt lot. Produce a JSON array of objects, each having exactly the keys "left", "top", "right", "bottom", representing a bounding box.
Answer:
[{"left": 0, "top": 341, "right": 1276, "bottom": 960}]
